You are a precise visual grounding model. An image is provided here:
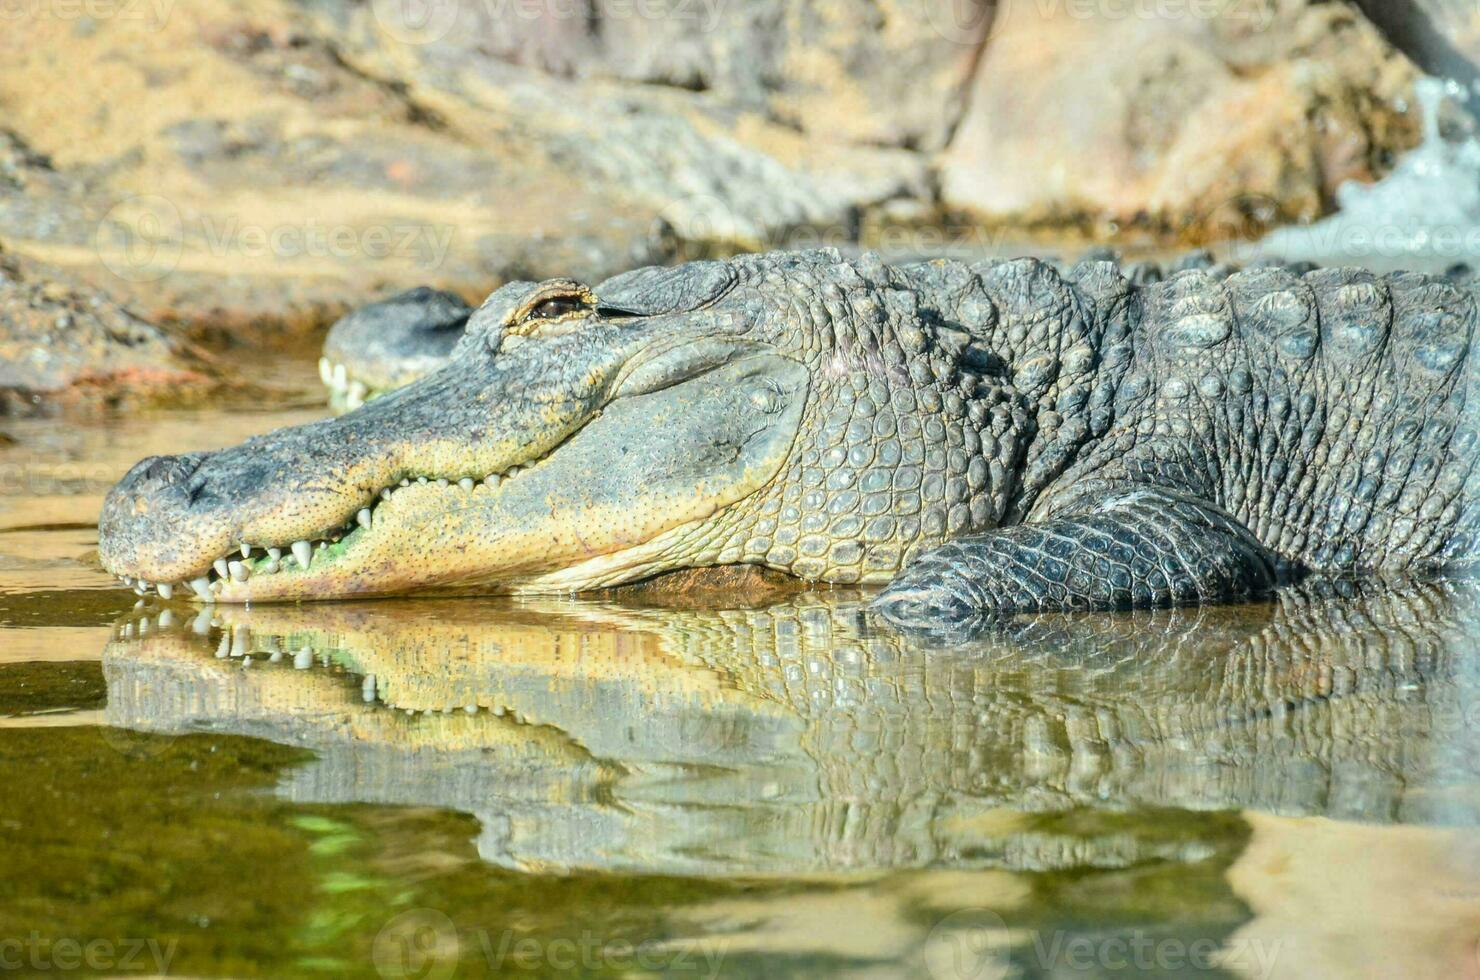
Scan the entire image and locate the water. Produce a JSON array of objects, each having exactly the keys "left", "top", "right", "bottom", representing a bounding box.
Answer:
[
  {"left": 1254, "top": 76, "right": 1480, "bottom": 273},
  {"left": 1, "top": 356, "right": 1477, "bottom": 978}
]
